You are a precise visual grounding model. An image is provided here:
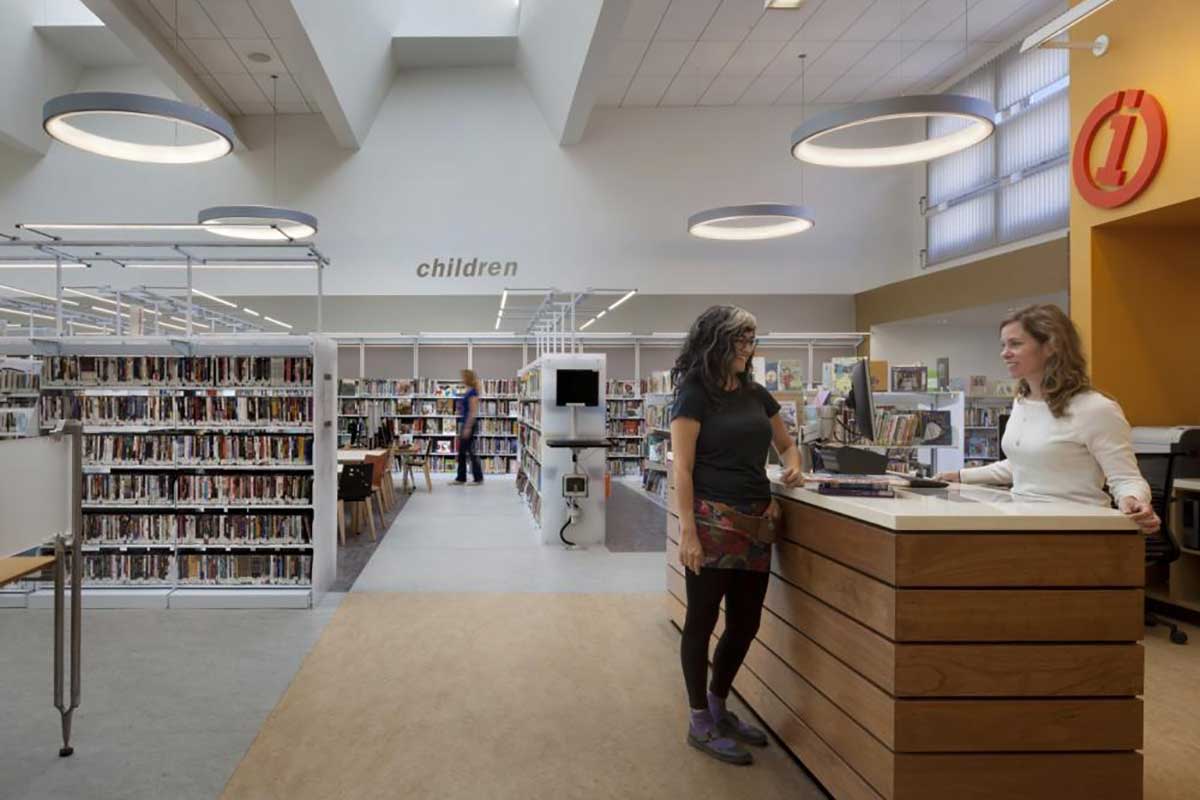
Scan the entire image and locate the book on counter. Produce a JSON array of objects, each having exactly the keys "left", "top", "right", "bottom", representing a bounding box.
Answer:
[{"left": 816, "top": 480, "right": 894, "bottom": 498}]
